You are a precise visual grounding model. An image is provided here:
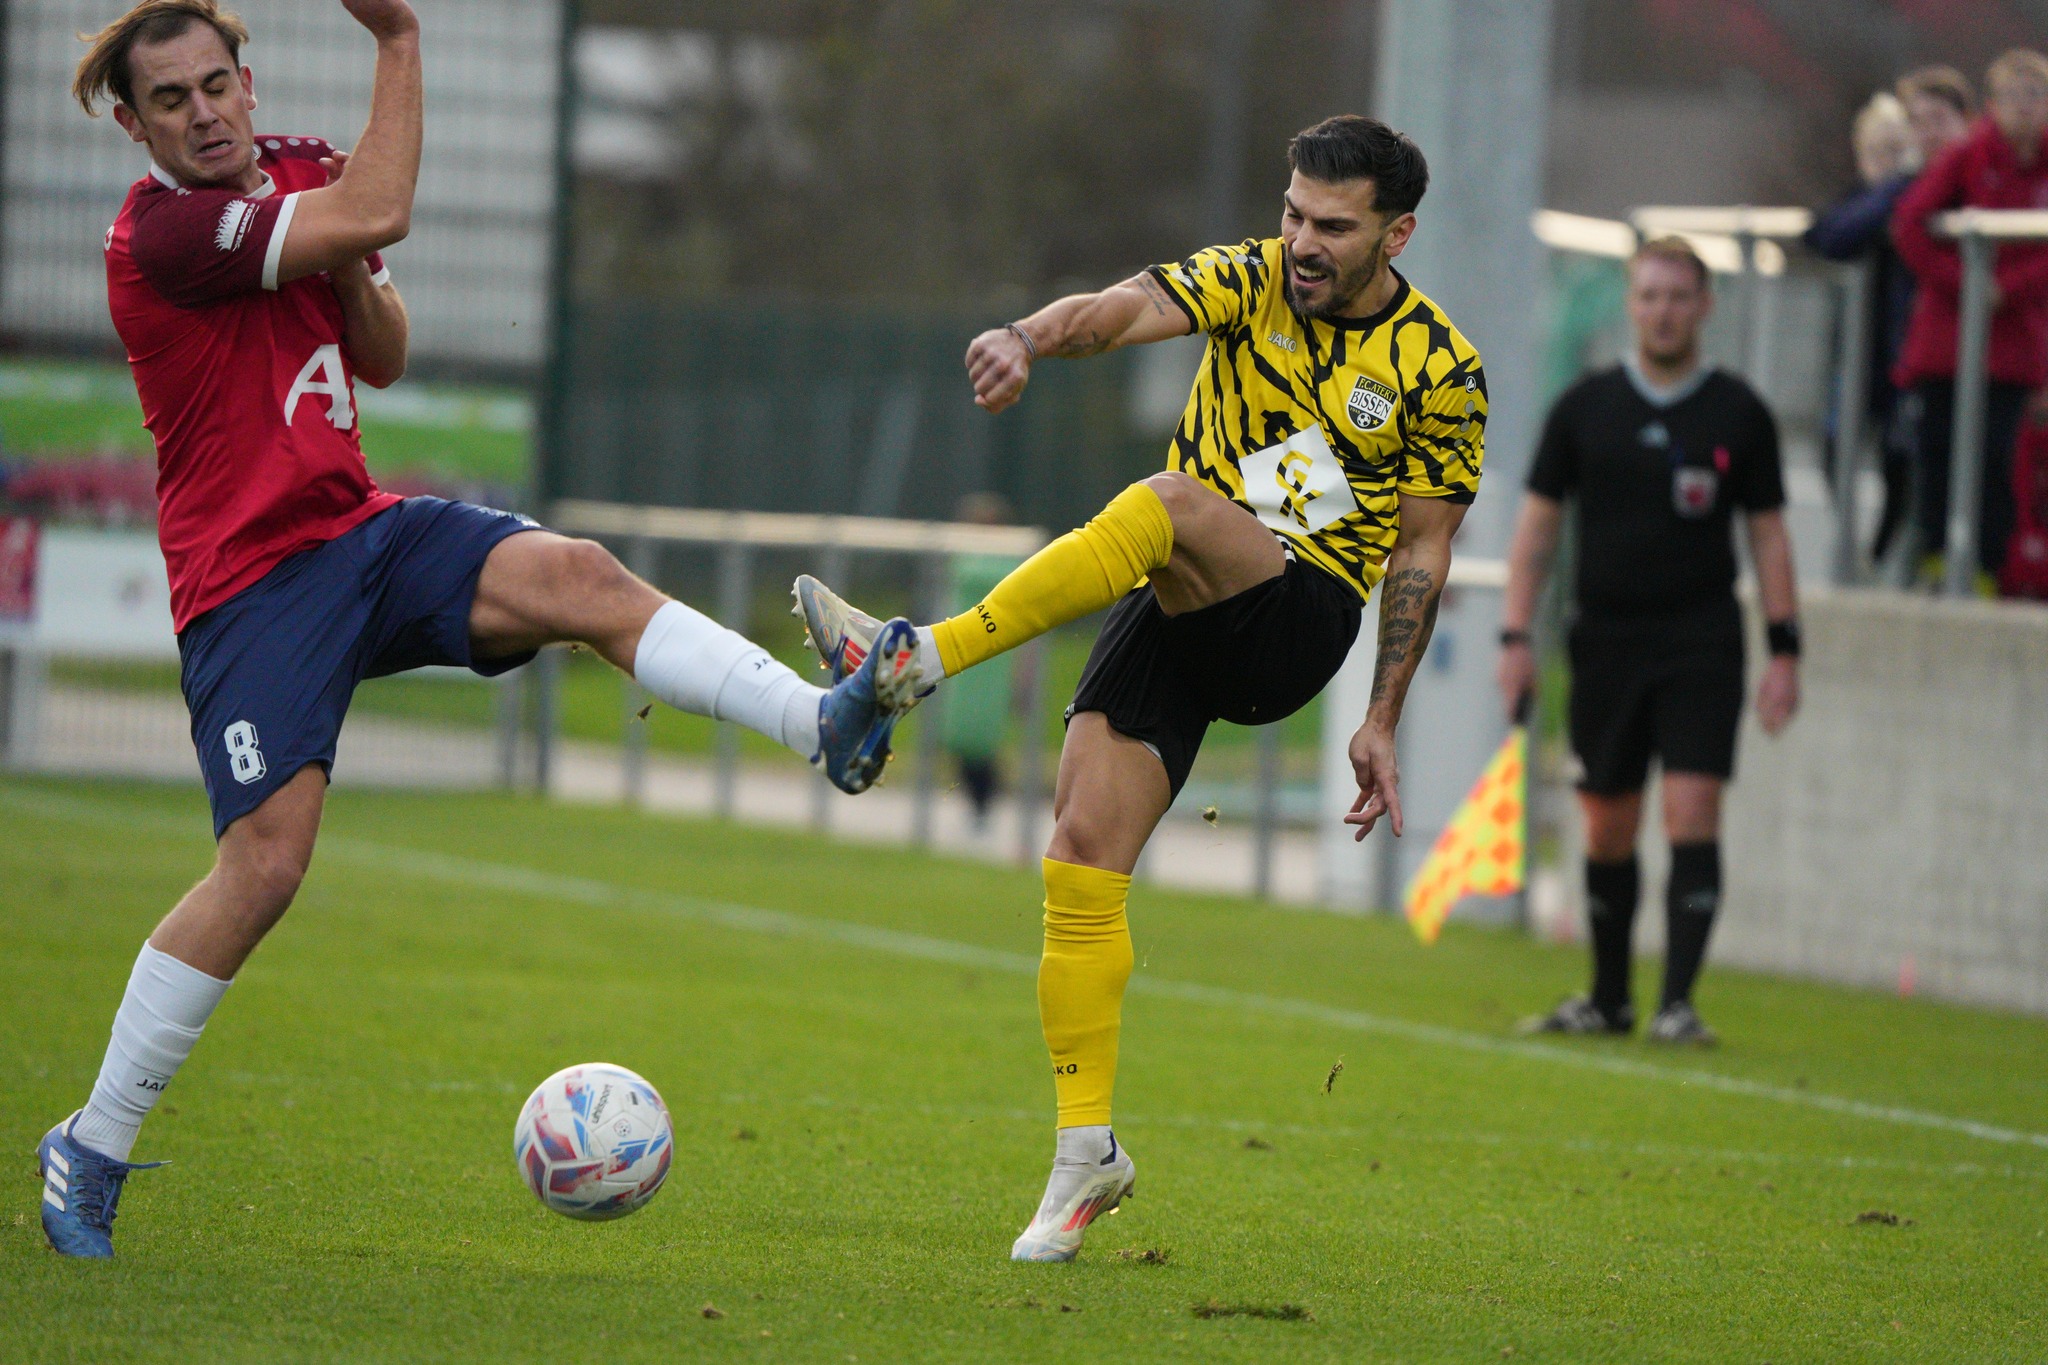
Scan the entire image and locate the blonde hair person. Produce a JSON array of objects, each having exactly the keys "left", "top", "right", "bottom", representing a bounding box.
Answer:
[{"left": 1852, "top": 91, "right": 1918, "bottom": 184}]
